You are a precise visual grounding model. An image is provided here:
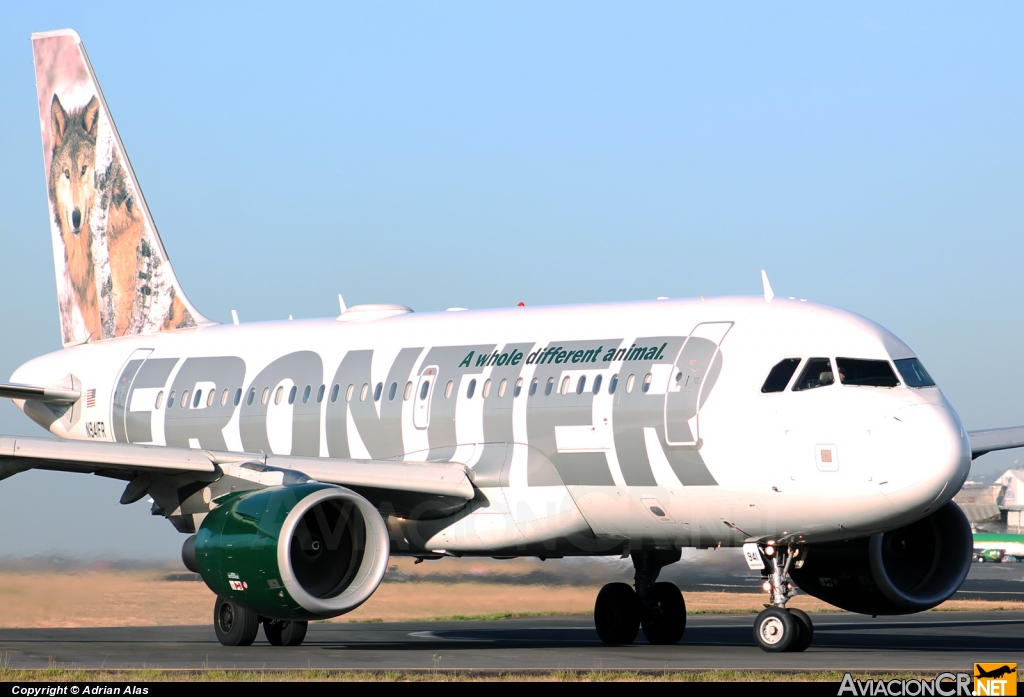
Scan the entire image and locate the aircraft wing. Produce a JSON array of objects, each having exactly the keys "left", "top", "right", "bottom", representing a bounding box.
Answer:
[
  {"left": 0, "top": 435, "right": 476, "bottom": 512},
  {"left": 968, "top": 426, "right": 1024, "bottom": 459}
]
